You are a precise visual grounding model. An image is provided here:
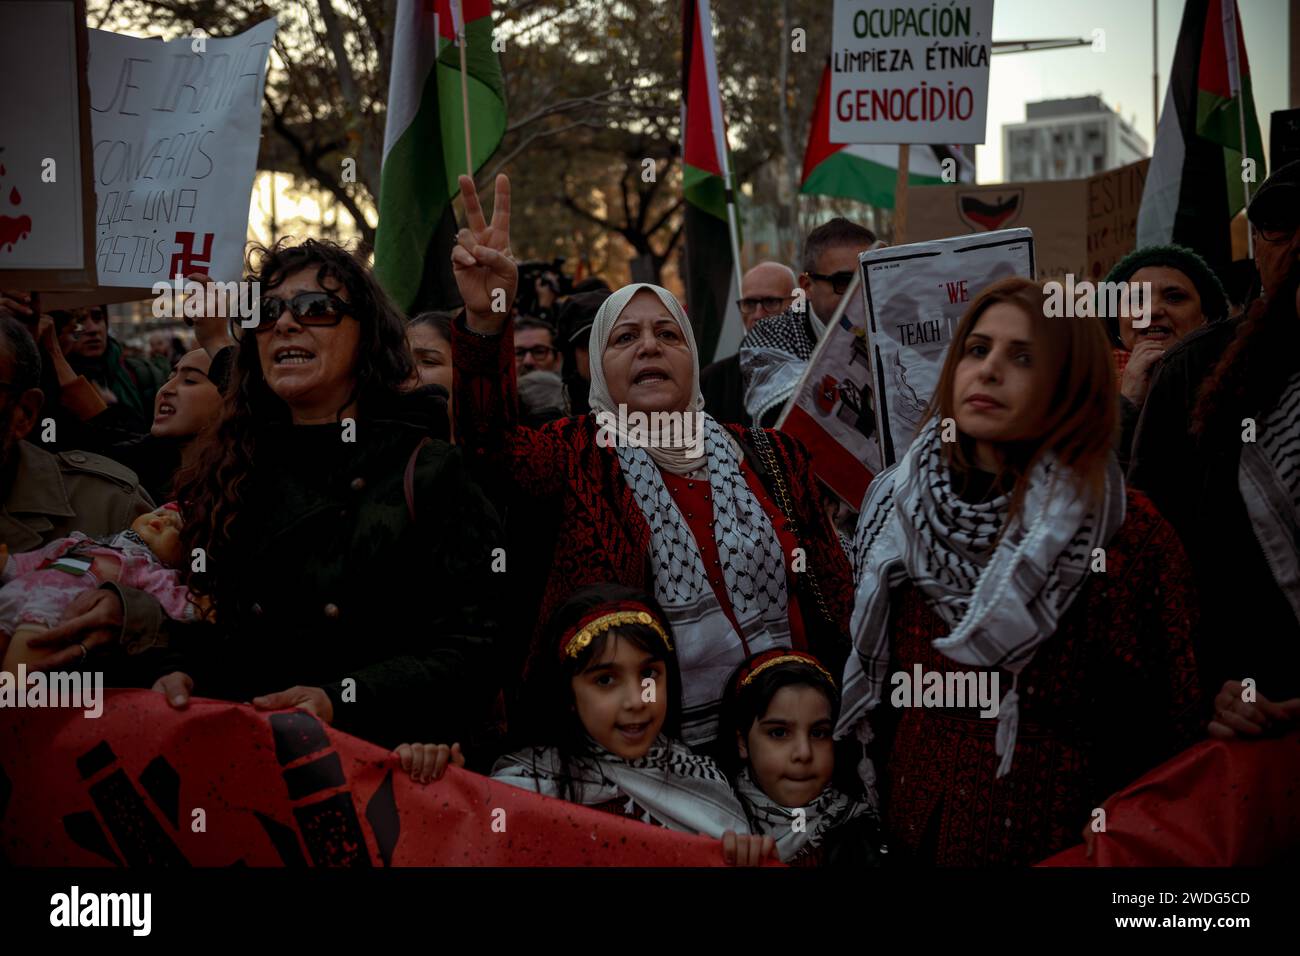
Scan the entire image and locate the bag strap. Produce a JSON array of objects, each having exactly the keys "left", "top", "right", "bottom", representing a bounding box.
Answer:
[{"left": 404, "top": 436, "right": 434, "bottom": 522}]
